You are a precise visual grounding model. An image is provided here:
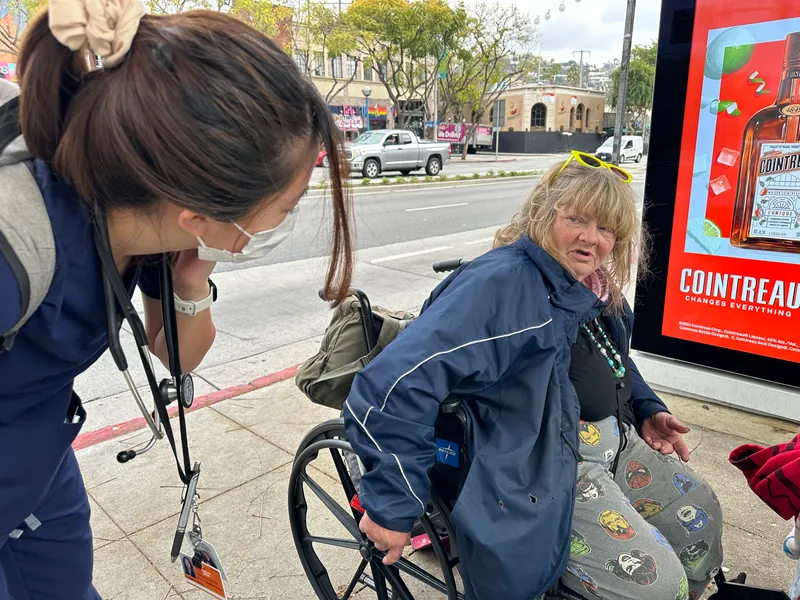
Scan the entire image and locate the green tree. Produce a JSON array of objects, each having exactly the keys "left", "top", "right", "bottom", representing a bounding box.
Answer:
[
  {"left": 609, "top": 42, "right": 657, "bottom": 134},
  {"left": 146, "top": 0, "right": 290, "bottom": 38},
  {"left": 437, "top": 1, "right": 536, "bottom": 159},
  {"left": 565, "top": 61, "right": 580, "bottom": 87},
  {"left": 542, "top": 61, "right": 562, "bottom": 84},
  {"left": 1, "top": 0, "right": 48, "bottom": 56},
  {"left": 287, "top": 1, "right": 359, "bottom": 103},
  {"left": 345, "top": 0, "right": 467, "bottom": 128}
]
